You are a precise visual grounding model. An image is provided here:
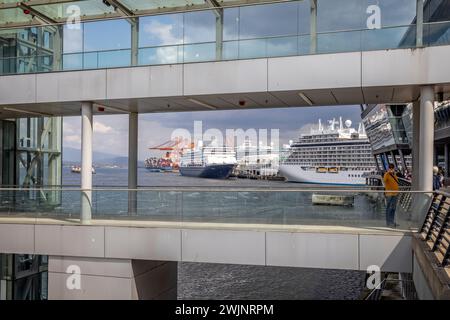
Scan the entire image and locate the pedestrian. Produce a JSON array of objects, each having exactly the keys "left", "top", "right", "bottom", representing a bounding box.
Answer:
[
  {"left": 383, "top": 163, "right": 399, "bottom": 227},
  {"left": 433, "top": 166, "right": 442, "bottom": 190}
]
